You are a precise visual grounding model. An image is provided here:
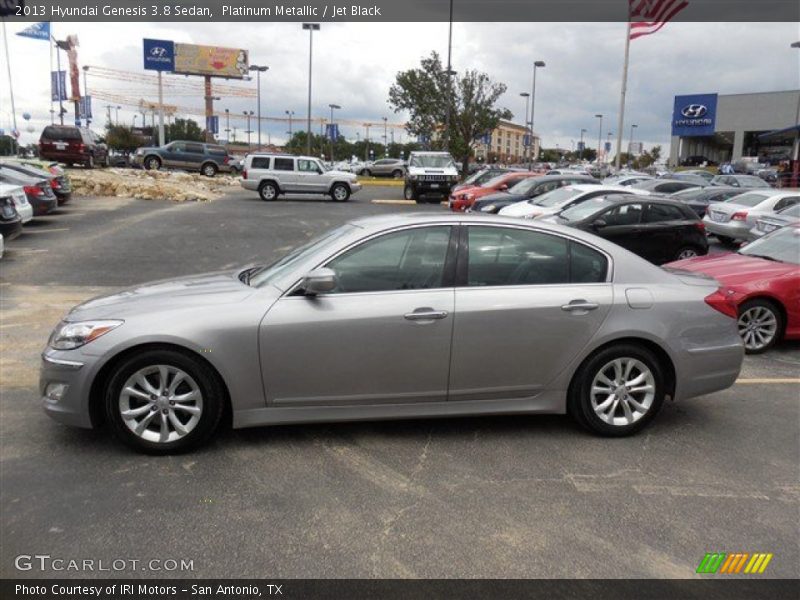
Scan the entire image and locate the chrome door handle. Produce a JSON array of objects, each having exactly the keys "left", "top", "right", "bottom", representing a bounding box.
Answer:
[
  {"left": 404, "top": 308, "right": 449, "bottom": 321},
  {"left": 561, "top": 301, "right": 599, "bottom": 312}
]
